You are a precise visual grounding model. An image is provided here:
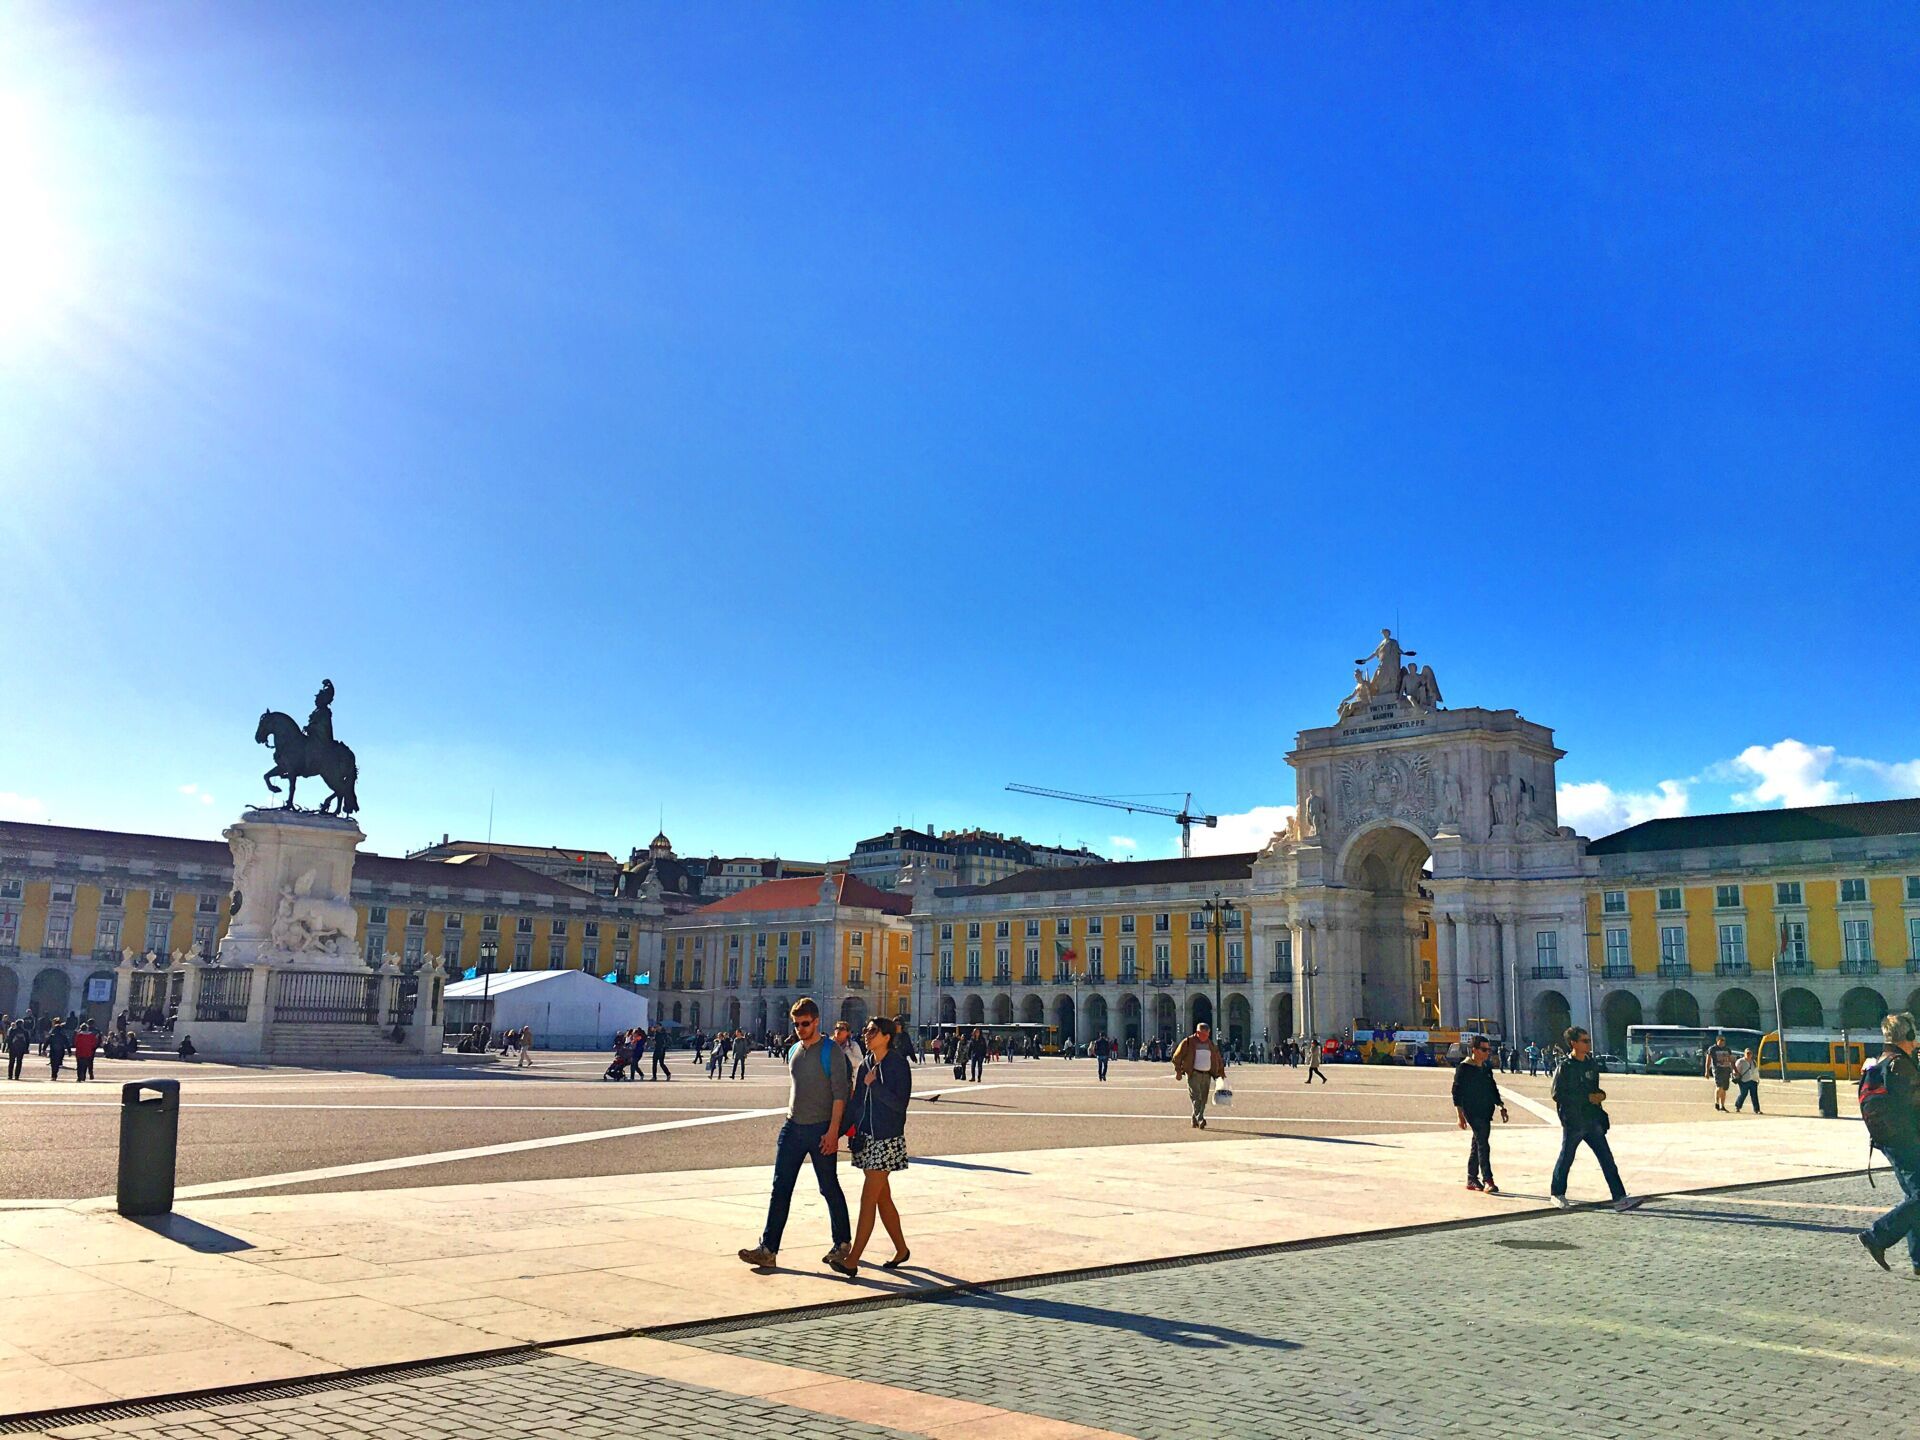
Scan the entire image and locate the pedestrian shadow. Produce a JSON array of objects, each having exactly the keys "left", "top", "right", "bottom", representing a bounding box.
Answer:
[
  {"left": 1238, "top": 1132, "right": 1387, "bottom": 1147},
  {"left": 913, "top": 1157, "right": 1030, "bottom": 1175},
  {"left": 1637, "top": 1207, "right": 1859, "bottom": 1237},
  {"left": 927, "top": 1287, "right": 1301, "bottom": 1352},
  {"left": 129, "top": 1214, "right": 254, "bottom": 1253}
]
